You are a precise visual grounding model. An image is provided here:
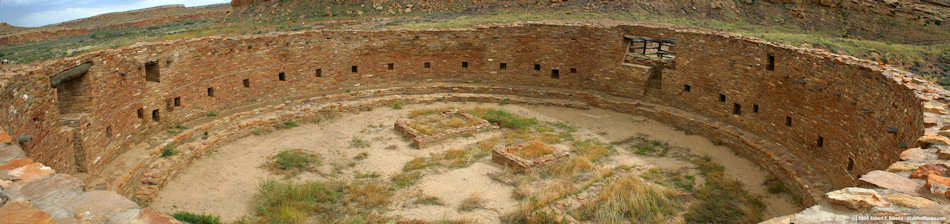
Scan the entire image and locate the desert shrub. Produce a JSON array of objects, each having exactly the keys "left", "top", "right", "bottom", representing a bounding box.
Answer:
[
  {"left": 684, "top": 156, "right": 765, "bottom": 224},
  {"left": 573, "top": 177, "right": 681, "bottom": 223},
  {"left": 349, "top": 136, "right": 370, "bottom": 148},
  {"left": 268, "top": 150, "right": 319, "bottom": 175},
  {"left": 572, "top": 139, "right": 610, "bottom": 161},
  {"left": 458, "top": 193, "right": 484, "bottom": 211},
  {"left": 171, "top": 211, "right": 221, "bottom": 224},
  {"left": 161, "top": 145, "right": 178, "bottom": 158},
  {"left": 511, "top": 142, "right": 554, "bottom": 159},
  {"left": 393, "top": 101, "right": 406, "bottom": 109},
  {"left": 466, "top": 108, "right": 537, "bottom": 129}
]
